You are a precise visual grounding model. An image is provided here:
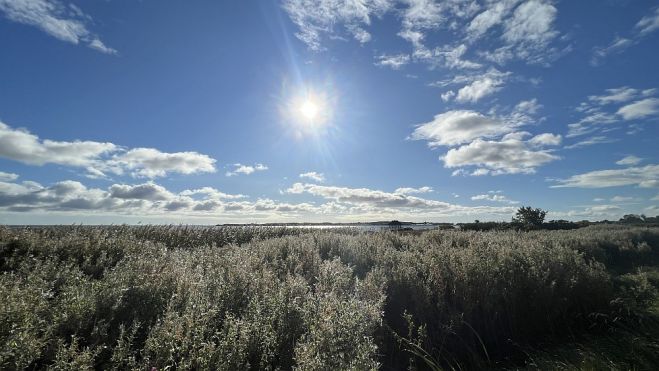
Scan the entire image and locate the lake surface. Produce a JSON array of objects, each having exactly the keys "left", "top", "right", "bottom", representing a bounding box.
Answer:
[{"left": 251, "top": 224, "right": 443, "bottom": 232}]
